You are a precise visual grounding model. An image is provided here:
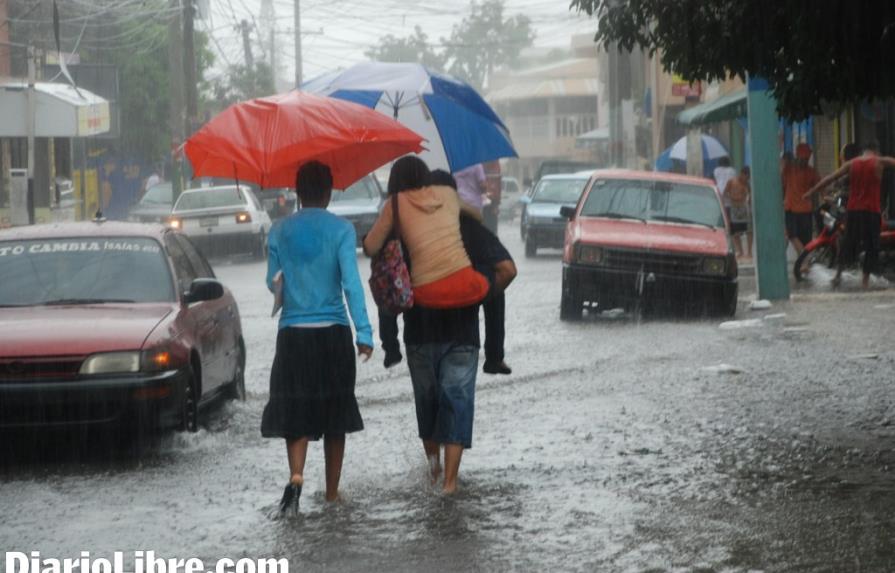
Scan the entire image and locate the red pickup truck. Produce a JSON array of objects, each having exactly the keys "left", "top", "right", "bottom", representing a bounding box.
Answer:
[{"left": 560, "top": 170, "right": 738, "bottom": 320}]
